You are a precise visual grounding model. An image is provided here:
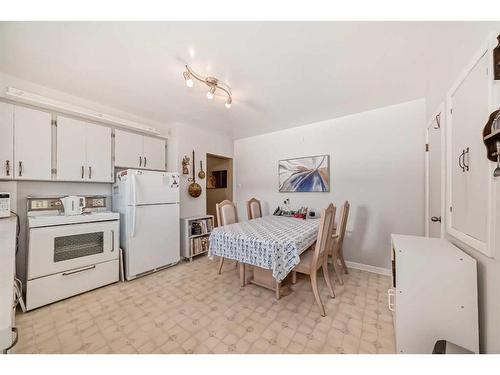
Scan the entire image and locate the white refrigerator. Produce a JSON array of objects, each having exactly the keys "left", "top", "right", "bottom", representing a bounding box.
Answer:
[{"left": 113, "top": 169, "right": 180, "bottom": 280}]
